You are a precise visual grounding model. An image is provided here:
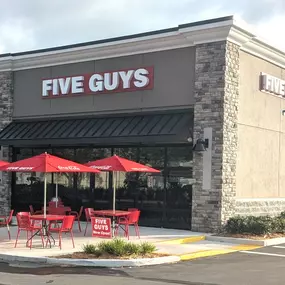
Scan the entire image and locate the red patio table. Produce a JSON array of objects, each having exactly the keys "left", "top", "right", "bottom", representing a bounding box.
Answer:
[
  {"left": 44, "top": 206, "right": 72, "bottom": 214},
  {"left": 92, "top": 210, "right": 130, "bottom": 237},
  {"left": 30, "top": 214, "right": 65, "bottom": 247},
  {"left": 92, "top": 210, "right": 130, "bottom": 217}
]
